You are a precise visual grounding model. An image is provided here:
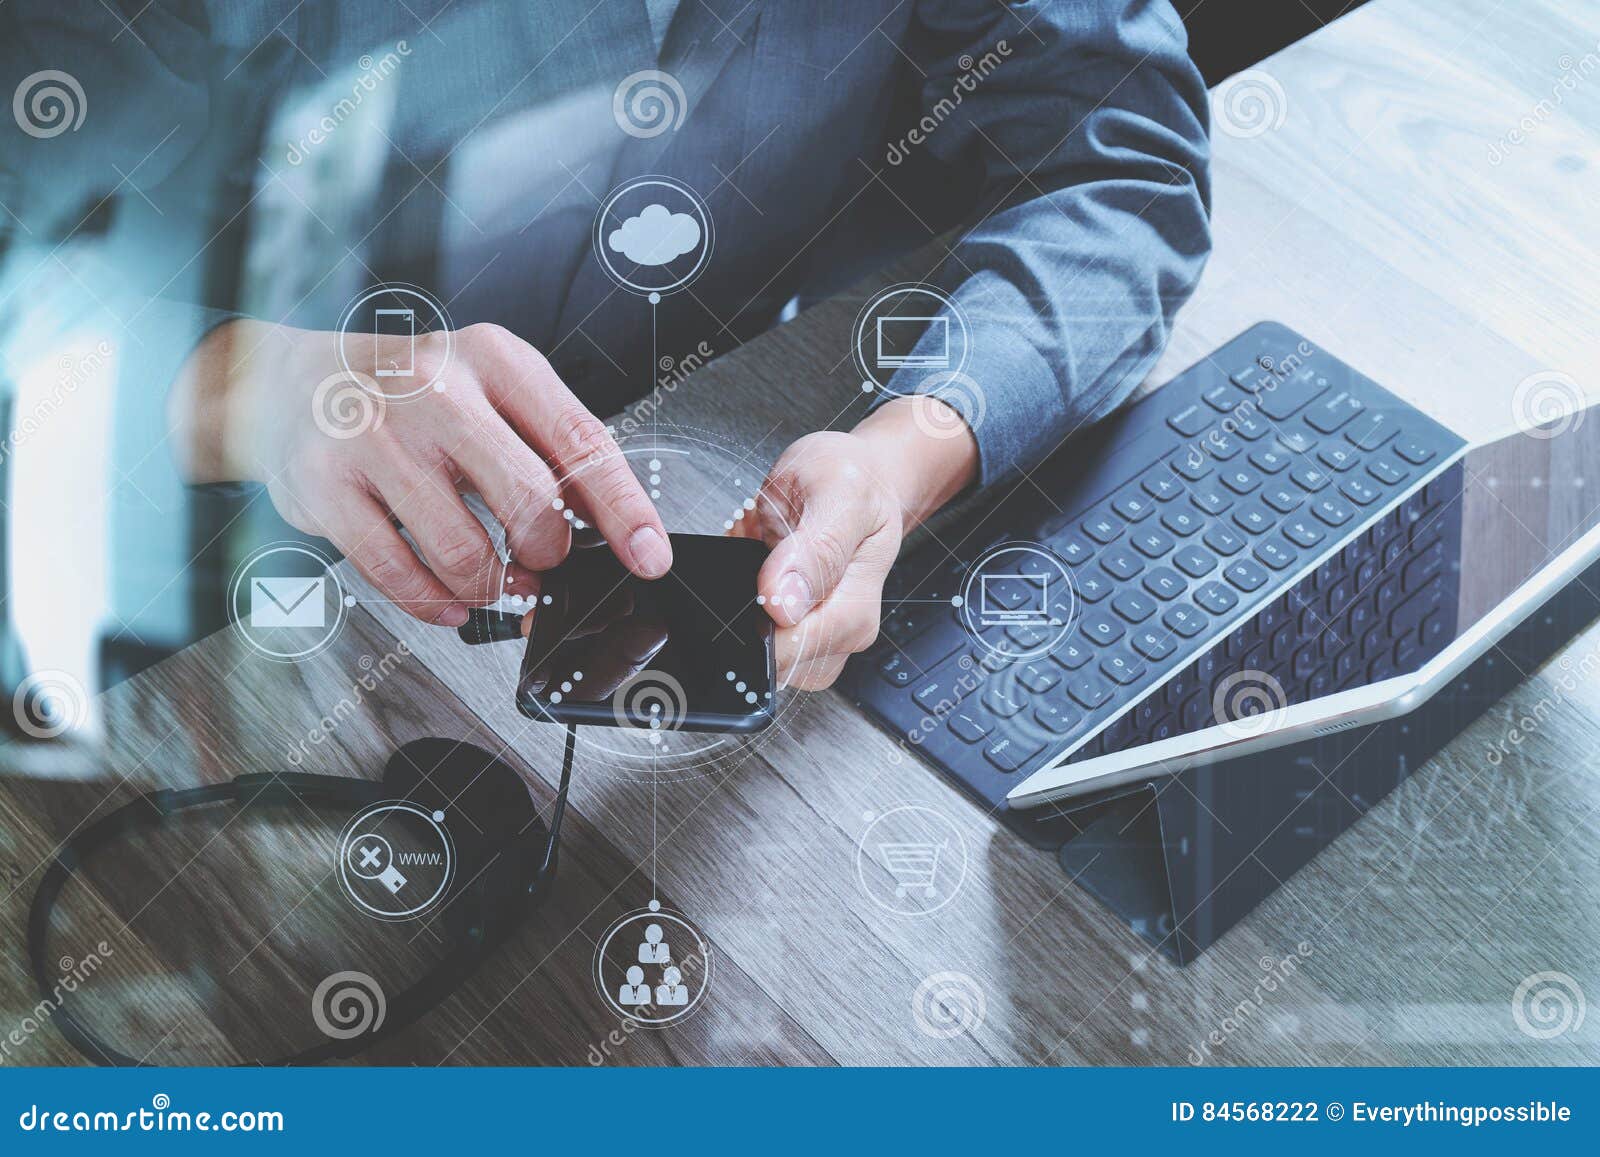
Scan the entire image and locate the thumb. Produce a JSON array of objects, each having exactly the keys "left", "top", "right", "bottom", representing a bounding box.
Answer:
[{"left": 757, "top": 485, "right": 876, "bottom": 628}]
